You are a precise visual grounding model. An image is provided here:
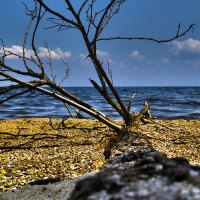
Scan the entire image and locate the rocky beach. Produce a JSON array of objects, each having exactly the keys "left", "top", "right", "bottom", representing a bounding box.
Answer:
[{"left": 0, "top": 118, "right": 200, "bottom": 199}]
